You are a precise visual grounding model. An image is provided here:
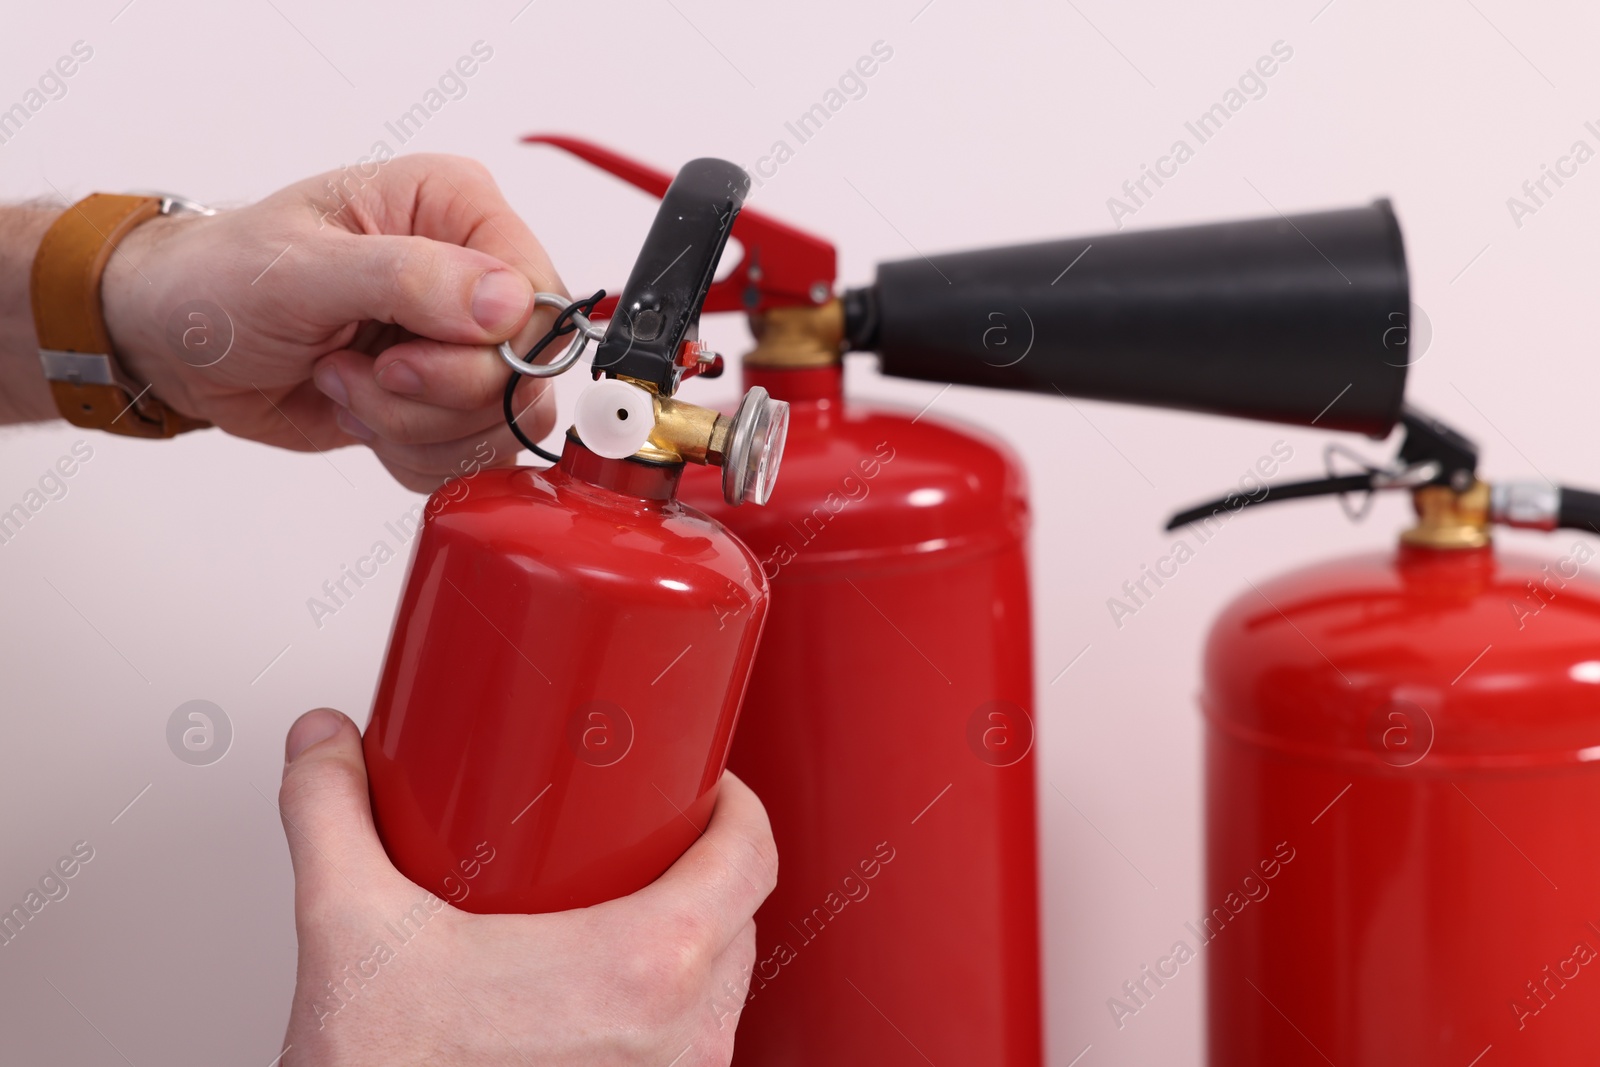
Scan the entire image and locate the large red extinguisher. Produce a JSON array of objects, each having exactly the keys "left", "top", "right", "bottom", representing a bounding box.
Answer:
[
  {"left": 1166, "top": 409, "right": 1600, "bottom": 1064},
  {"left": 362, "top": 157, "right": 790, "bottom": 913},
  {"left": 524, "top": 137, "right": 1416, "bottom": 1064},
  {"left": 681, "top": 253, "right": 1042, "bottom": 1063},
  {"left": 683, "top": 325, "right": 1042, "bottom": 1066}
]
